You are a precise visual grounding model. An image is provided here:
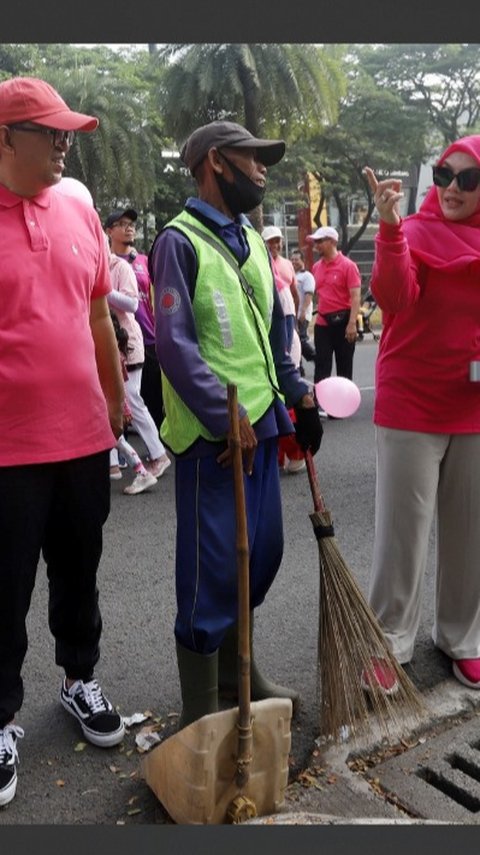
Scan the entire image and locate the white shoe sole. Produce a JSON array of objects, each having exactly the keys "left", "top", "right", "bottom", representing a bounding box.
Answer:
[
  {"left": 61, "top": 698, "right": 125, "bottom": 747},
  {"left": 123, "top": 473, "right": 158, "bottom": 495},
  {"left": 147, "top": 457, "right": 171, "bottom": 478},
  {"left": 0, "top": 769, "right": 17, "bottom": 806},
  {"left": 452, "top": 662, "right": 480, "bottom": 689},
  {"left": 286, "top": 463, "right": 306, "bottom": 474}
]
